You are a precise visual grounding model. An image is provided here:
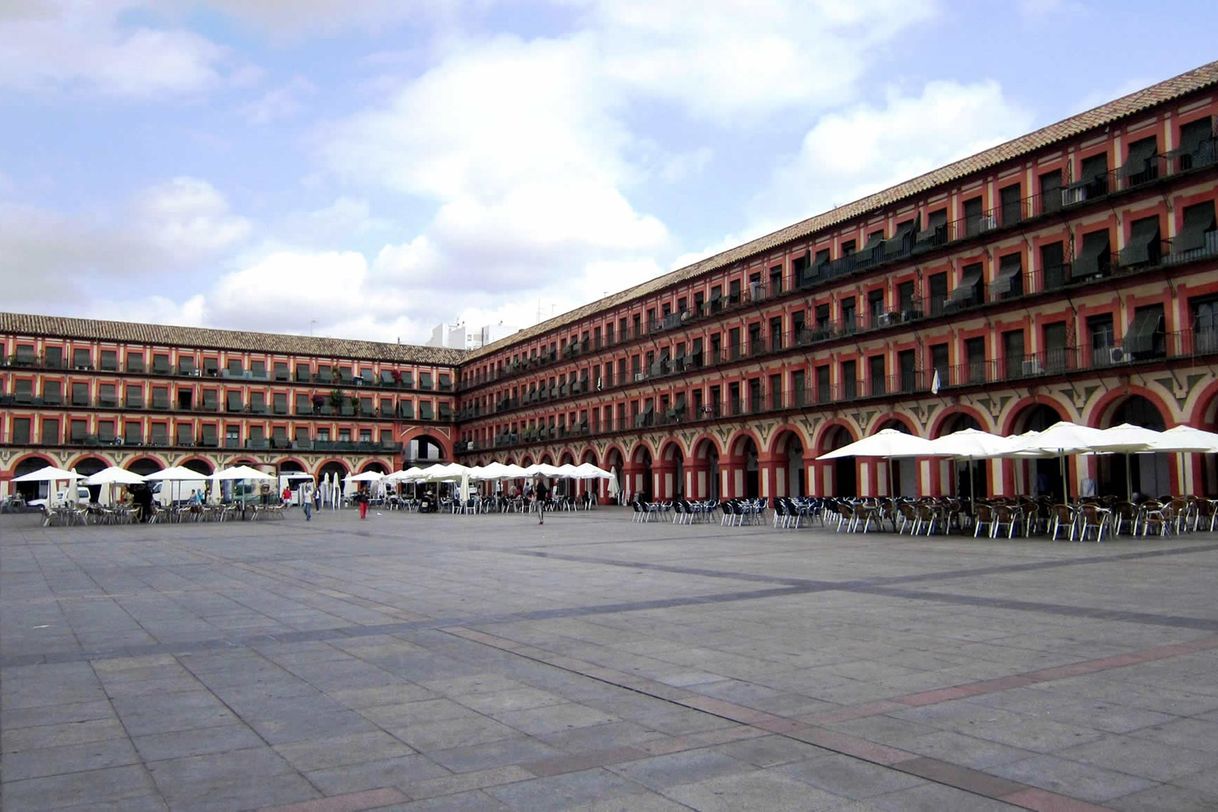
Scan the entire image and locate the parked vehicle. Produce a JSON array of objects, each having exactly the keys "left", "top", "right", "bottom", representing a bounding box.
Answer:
[{"left": 28, "top": 487, "right": 91, "bottom": 509}]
